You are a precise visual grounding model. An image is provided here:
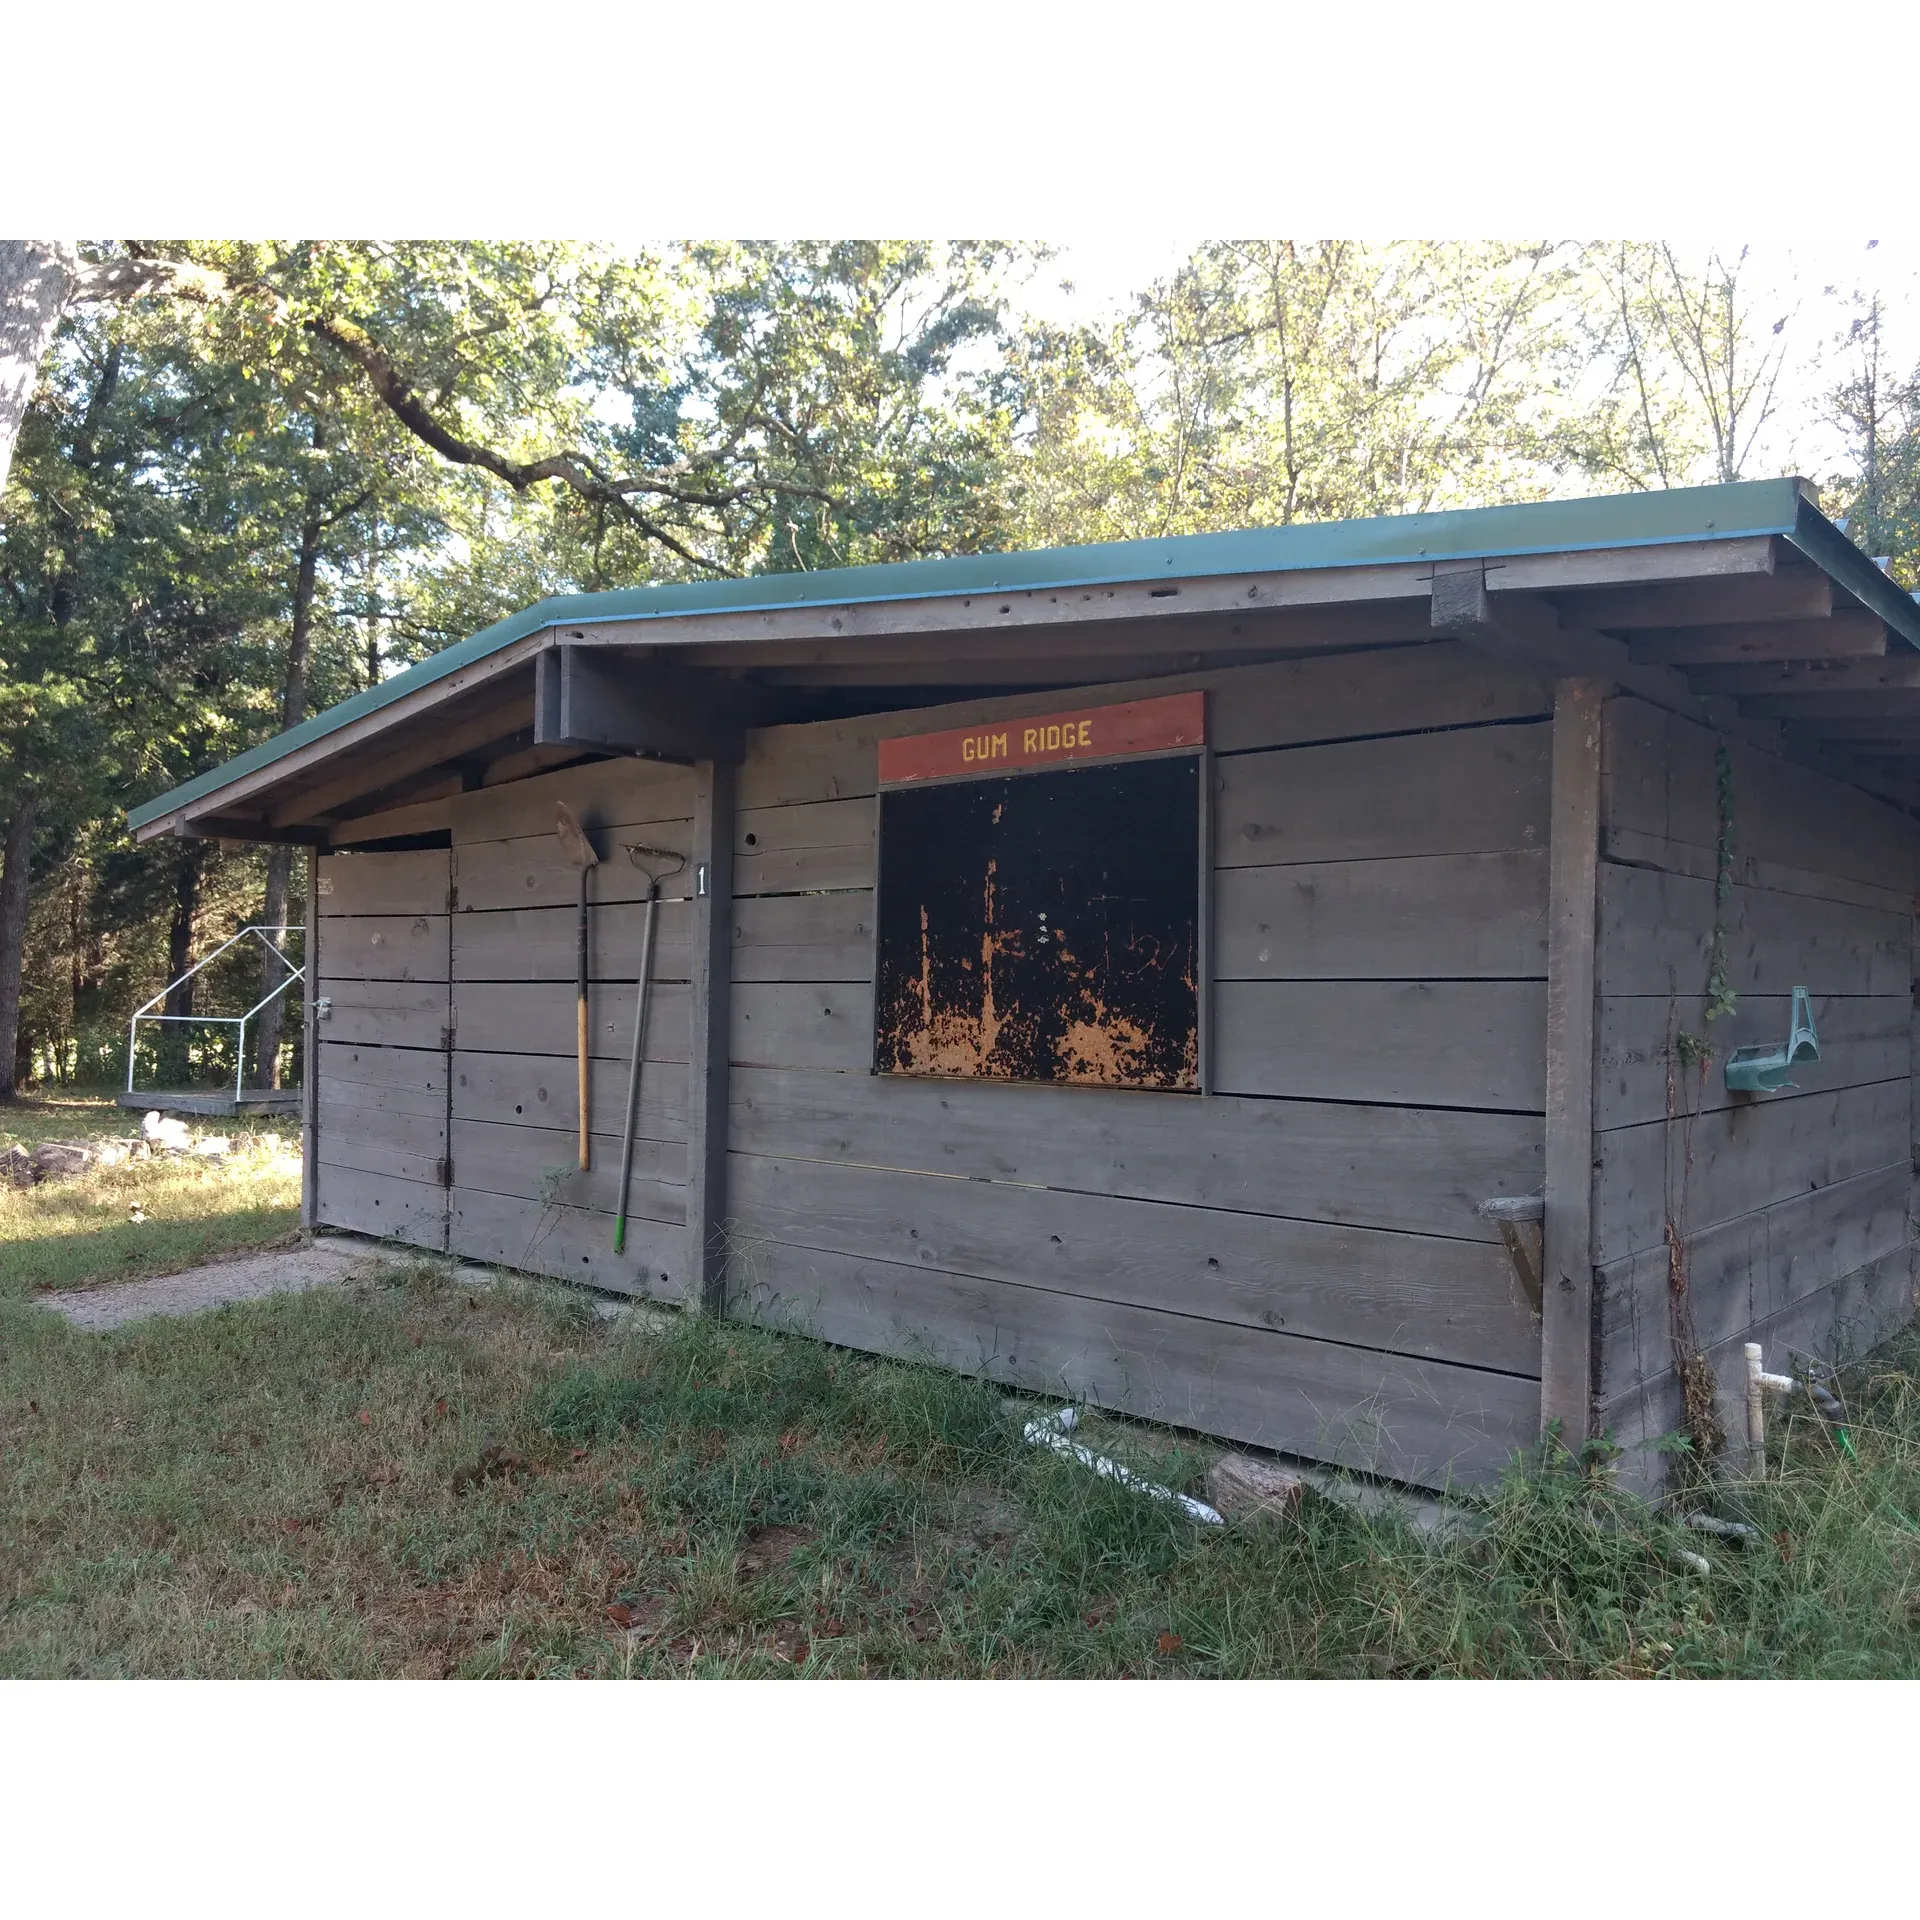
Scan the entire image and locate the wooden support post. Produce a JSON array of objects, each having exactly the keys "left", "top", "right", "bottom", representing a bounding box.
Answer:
[
  {"left": 1542, "top": 678, "right": 1604, "bottom": 1449},
  {"left": 686, "top": 759, "right": 735, "bottom": 1315},
  {"left": 301, "top": 846, "right": 319, "bottom": 1234}
]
